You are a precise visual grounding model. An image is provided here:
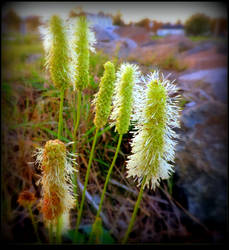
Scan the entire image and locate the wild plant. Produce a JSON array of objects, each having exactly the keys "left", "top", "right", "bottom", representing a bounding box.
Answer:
[
  {"left": 39, "top": 15, "right": 76, "bottom": 243},
  {"left": 88, "top": 63, "right": 141, "bottom": 243},
  {"left": 74, "top": 61, "right": 116, "bottom": 242},
  {"left": 35, "top": 139, "right": 76, "bottom": 243},
  {"left": 69, "top": 16, "right": 96, "bottom": 210},
  {"left": 39, "top": 15, "right": 71, "bottom": 139},
  {"left": 34, "top": 13, "right": 181, "bottom": 245},
  {"left": 122, "top": 71, "right": 181, "bottom": 243}
]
